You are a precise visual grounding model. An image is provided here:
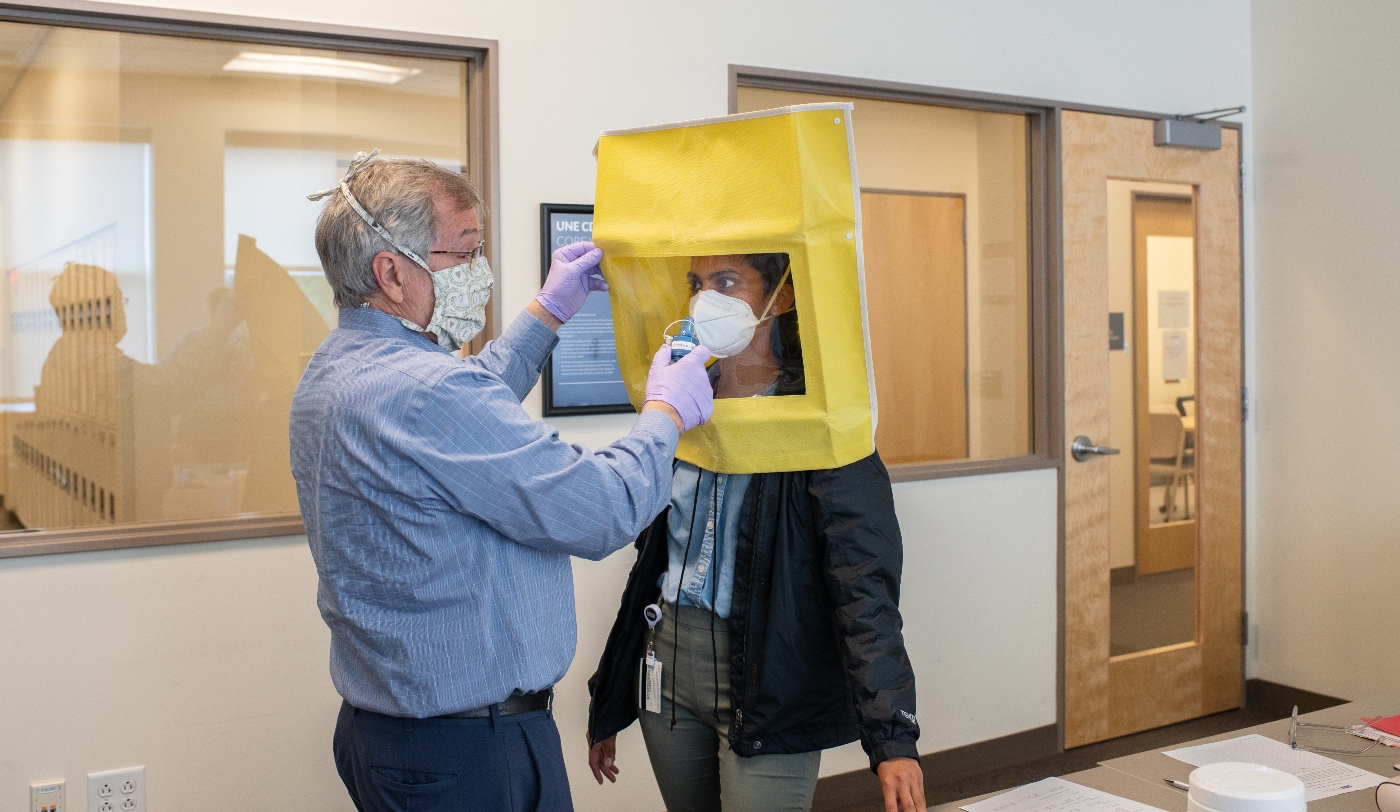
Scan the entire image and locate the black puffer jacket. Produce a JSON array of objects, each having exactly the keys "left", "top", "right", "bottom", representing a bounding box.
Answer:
[{"left": 587, "top": 451, "right": 919, "bottom": 771}]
